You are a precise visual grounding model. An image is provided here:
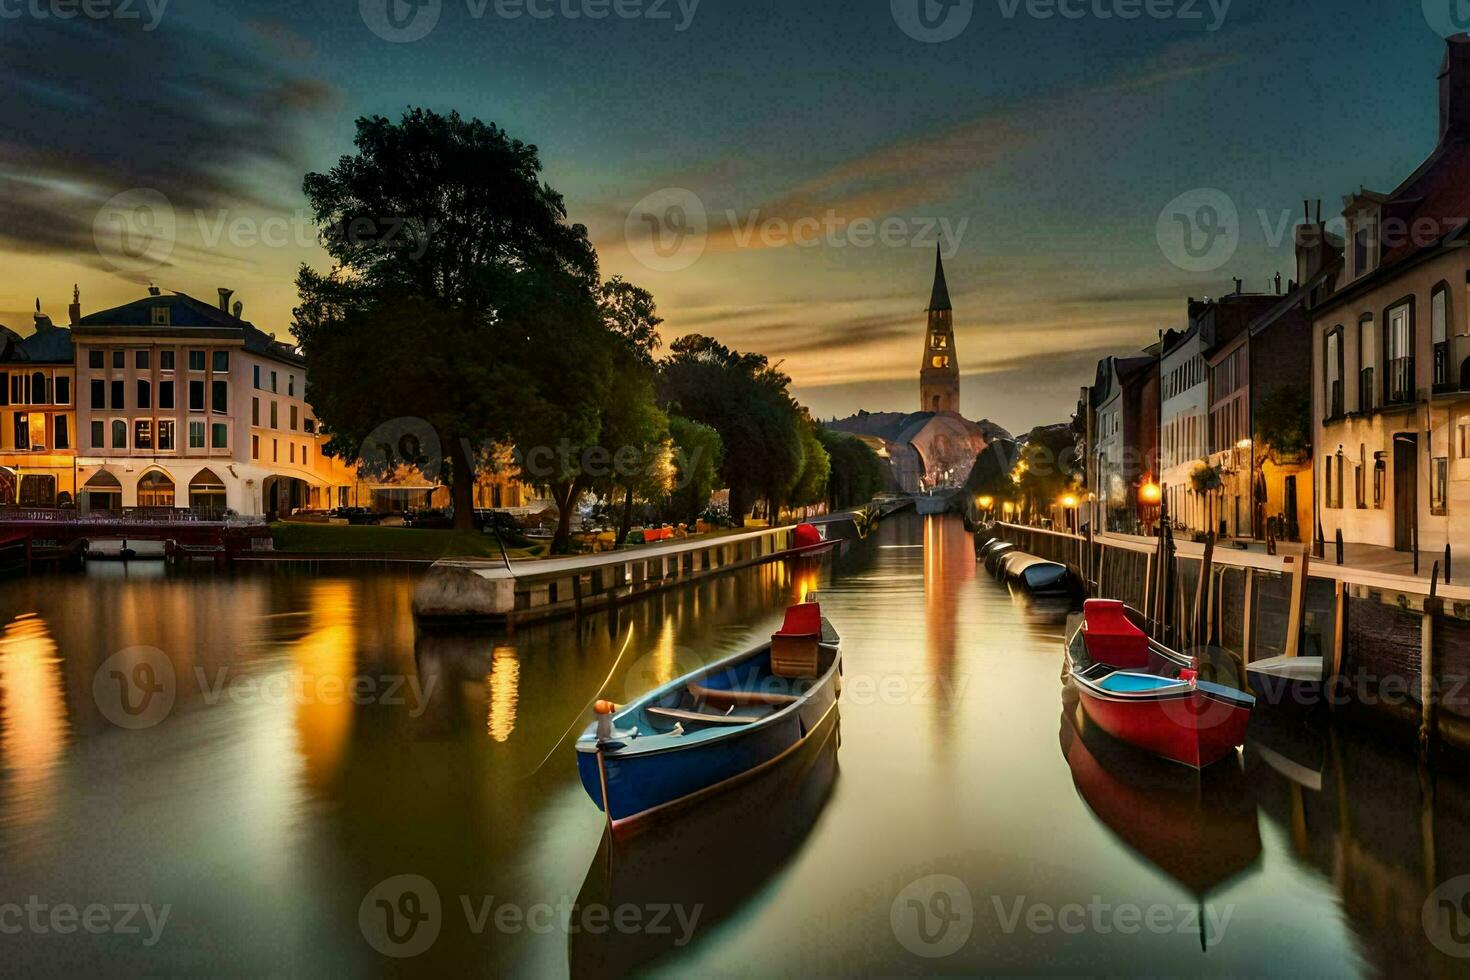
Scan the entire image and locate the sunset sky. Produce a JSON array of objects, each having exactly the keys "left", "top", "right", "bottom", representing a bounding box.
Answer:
[{"left": 0, "top": 0, "right": 1460, "bottom": 434}]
